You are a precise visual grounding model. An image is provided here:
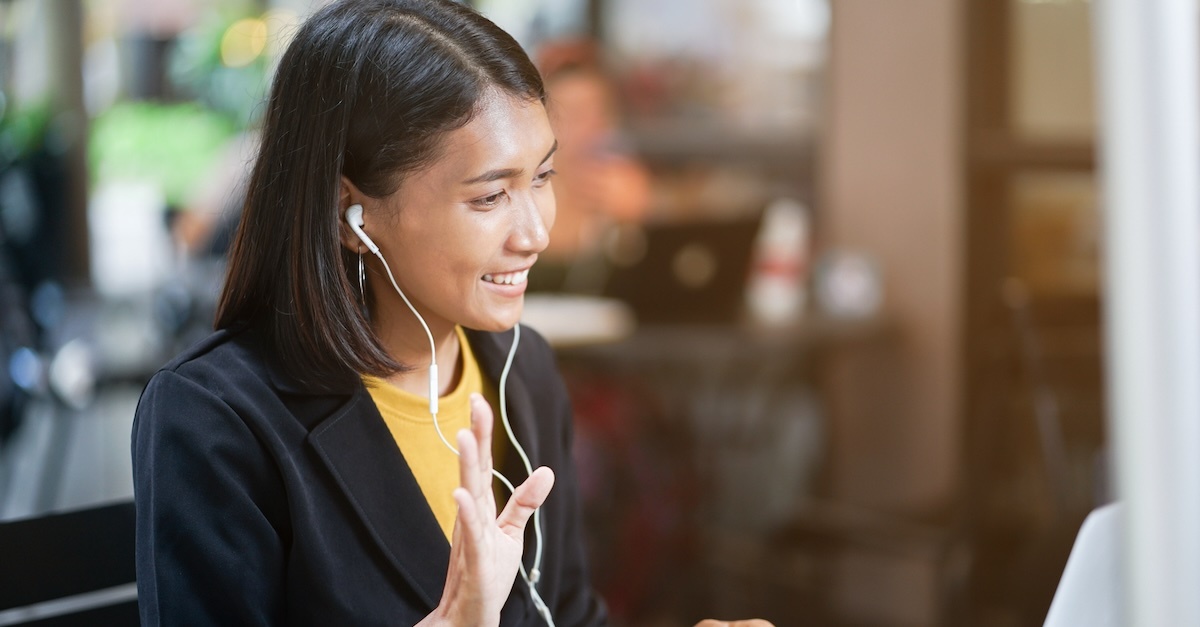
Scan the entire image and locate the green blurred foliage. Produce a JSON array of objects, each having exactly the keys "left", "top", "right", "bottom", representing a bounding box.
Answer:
[
  {"left": 168, "top": 5, "right": 271, "bottom": 130},
  {"left": 0, "top": 100, "right": 52, "bottom": 167},
  {"left": 86, "top": 3, "right": 271, "bottom": 208},
  {"left": 88, "top": 101, "right": 236, "bottom": 208}
]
